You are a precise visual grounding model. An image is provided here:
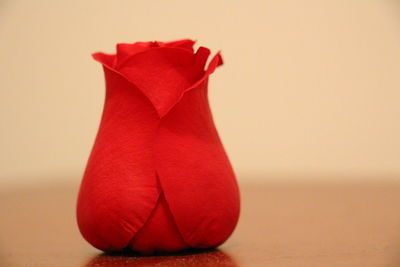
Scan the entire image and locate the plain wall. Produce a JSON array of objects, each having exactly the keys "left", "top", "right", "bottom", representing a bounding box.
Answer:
[{"left": 1, "top": 0, "right": 400, "bottom": 187}]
